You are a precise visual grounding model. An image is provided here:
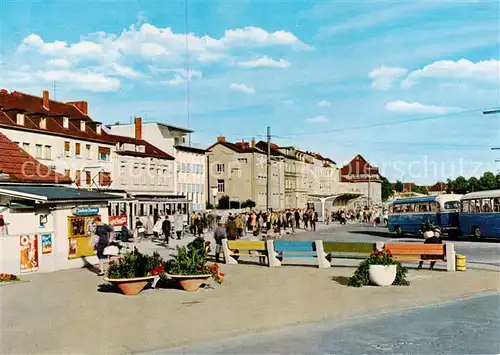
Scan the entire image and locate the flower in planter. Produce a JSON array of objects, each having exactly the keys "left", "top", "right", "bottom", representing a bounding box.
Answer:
[
  {"left": 0, "top": 273, "right": 21, "bottom": 282},
  {"left": 347, "top": 247, "right": 409, "bottom": 287},
  {"left": 106, "top": 248, "right": 165, "bottom": 279}
]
